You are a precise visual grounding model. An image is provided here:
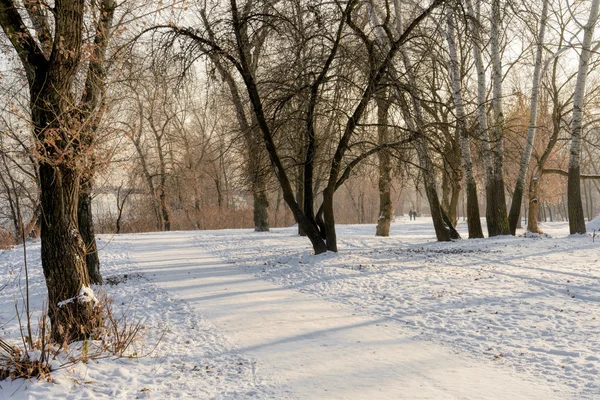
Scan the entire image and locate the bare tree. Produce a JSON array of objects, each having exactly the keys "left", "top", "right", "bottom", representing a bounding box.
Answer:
[
  {"left": 507, "top": 0, "right": 549, "bottom": 234},
  {"left": 0, "top": 0, "right": 111, "bottom": 342},
  {"left": 567, "top": 0, "right": 600, "bottom": 234},
  {"left": 445, "top": 4, "right": 483, "bottom": 238}
]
